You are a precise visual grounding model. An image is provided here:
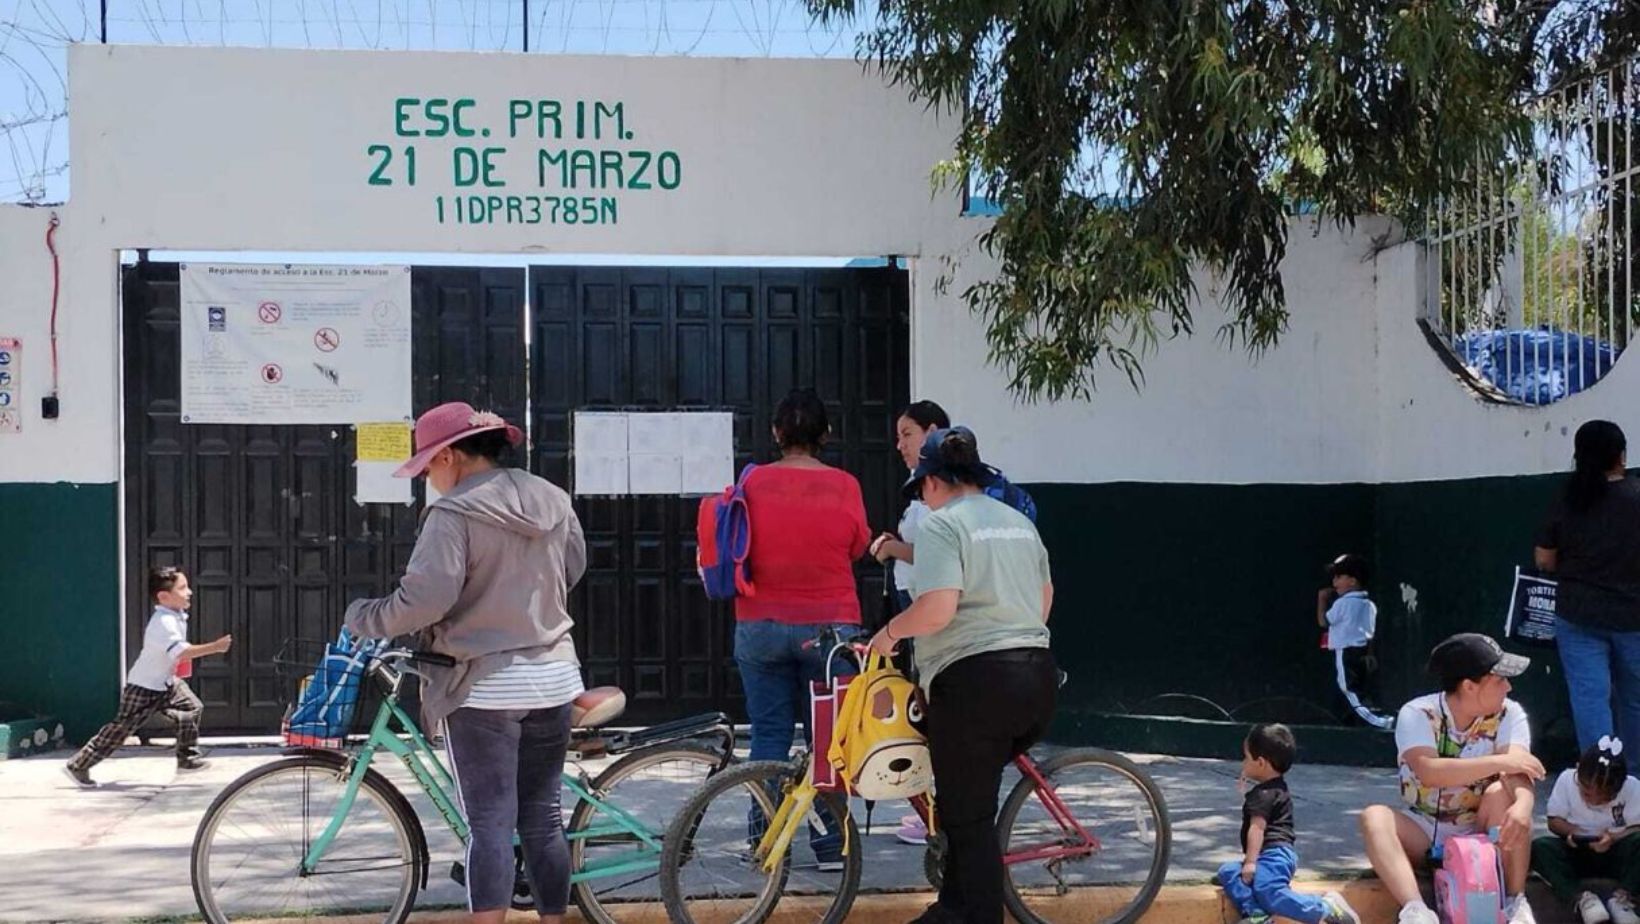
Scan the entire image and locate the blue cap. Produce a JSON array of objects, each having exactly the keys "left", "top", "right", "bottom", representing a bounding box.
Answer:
[{"left": 903, "top": 426, "right": 989, "bottom": 499}]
